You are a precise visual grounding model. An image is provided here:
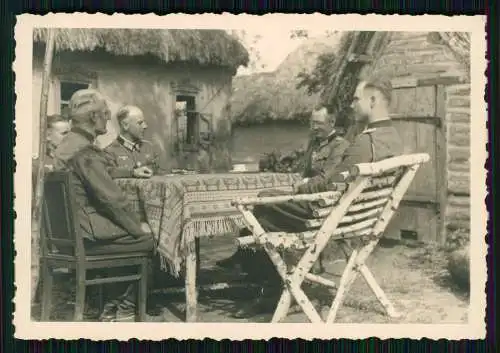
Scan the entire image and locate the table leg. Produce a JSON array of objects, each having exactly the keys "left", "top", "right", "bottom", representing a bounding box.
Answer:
[
  {"left": 185, "top": 238, "right": 198, "bottom": 322},
  {"left": 195, "top": 237, "right": 201, "bottom": 274}
]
